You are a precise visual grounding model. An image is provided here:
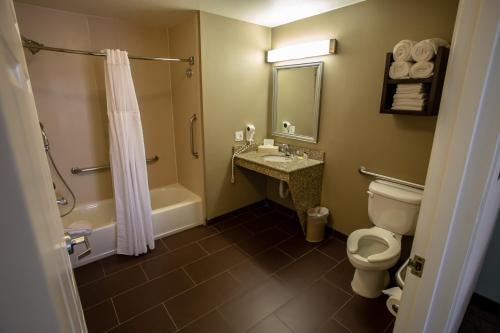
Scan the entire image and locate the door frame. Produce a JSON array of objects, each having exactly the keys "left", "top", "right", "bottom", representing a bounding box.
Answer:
[{"left": 395, "top": 0, "right": 500, "bottom": 331}]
